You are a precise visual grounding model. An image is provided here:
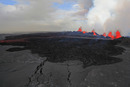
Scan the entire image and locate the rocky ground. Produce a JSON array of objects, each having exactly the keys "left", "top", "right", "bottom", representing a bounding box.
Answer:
[{"left": 0, "top": 33, "right": 130, "bottom": 87}]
